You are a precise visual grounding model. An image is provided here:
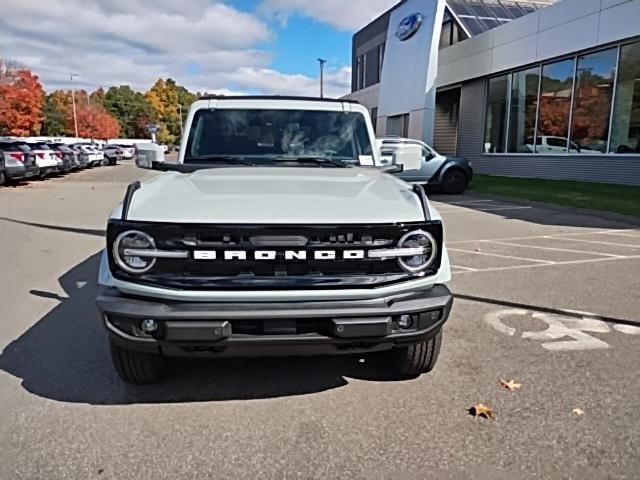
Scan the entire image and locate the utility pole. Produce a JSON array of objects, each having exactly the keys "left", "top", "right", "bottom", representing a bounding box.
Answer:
[
  {"left": 317, "top": 58, "right": 327, "bottom": 98},
  {"left": 70, "top": 74, "right": 79, "bottom": 141}
]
